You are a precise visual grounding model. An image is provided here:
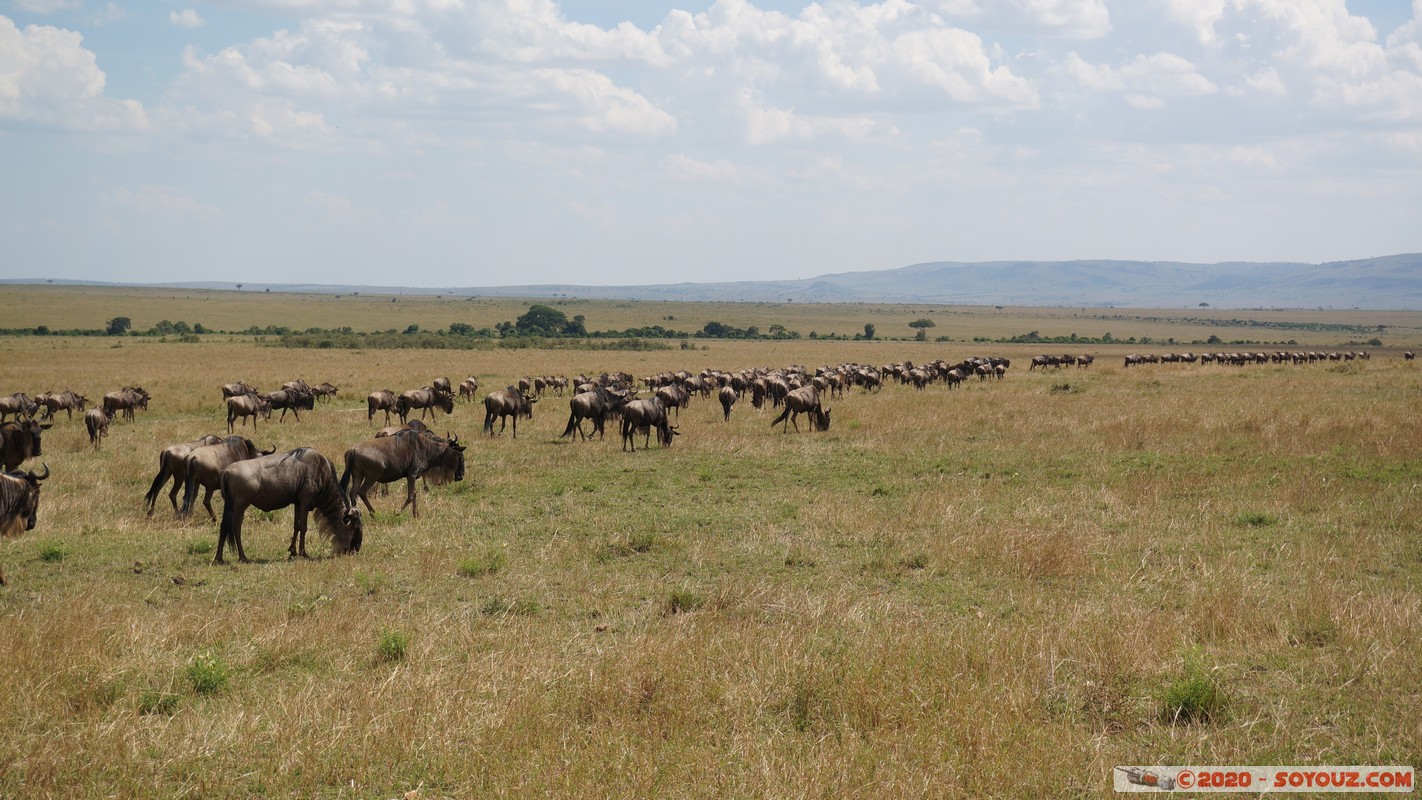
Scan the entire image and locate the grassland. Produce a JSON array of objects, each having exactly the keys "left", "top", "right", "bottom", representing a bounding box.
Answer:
[{"left": 0, "top": 289, "right": 1419, "bottom": 798}]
